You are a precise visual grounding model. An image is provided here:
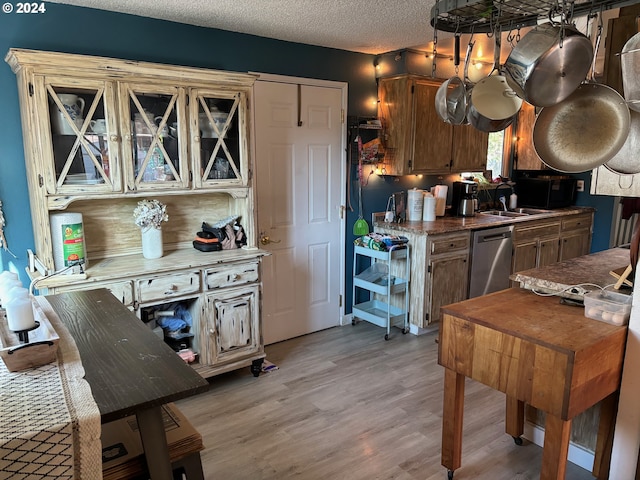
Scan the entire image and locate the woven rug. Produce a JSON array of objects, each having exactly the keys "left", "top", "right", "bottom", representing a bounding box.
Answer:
[{"left": 0, "top": 297, "right": 101, "bottom": 479}]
